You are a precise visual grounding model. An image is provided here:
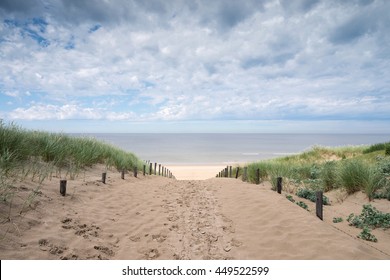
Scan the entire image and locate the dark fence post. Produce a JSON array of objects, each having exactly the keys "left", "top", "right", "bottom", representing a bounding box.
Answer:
[
  {"left": 149, "top": 163, "right": 152, "bottom": 175},
  {"left": 159, "top": 164, "right": 161, "bottom": 176},
  {"left": 121, "top": 169, "right": 125, "bottom": 180},
  {"left": 143, "top": 165, "right": 146, "bottom": 176},
  {"left": 154, "top": 163, "right": 157, "bottom": 175},
  {"left": 102, "top": 172, "right": 107, "bottom": 184},
  {"left": 235, "top": 167, "right": 240, "bottom": 179},
  {"left": 243, "top": 167, "right": 247, "bottom": 182},
  {"left": 229, "top": 166, "right": 232, "bottom": 178},
  {"left": 225, "top": 167, "right": 228, "bottom": 177},
  {"left": 134, "top": 167, "right": 138, "bottom": 178},
  {"left": 277, "top": 177, "right": 282, "bottom": 194},
  {"left": 60, "top": 180, "right": 67, "bottom": 196},
  {"left": 316, "top": 191, "right": 323, "bottom": 220},
  {"left": 255, "top": 168, "right": 260, "bottom": 185}
]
